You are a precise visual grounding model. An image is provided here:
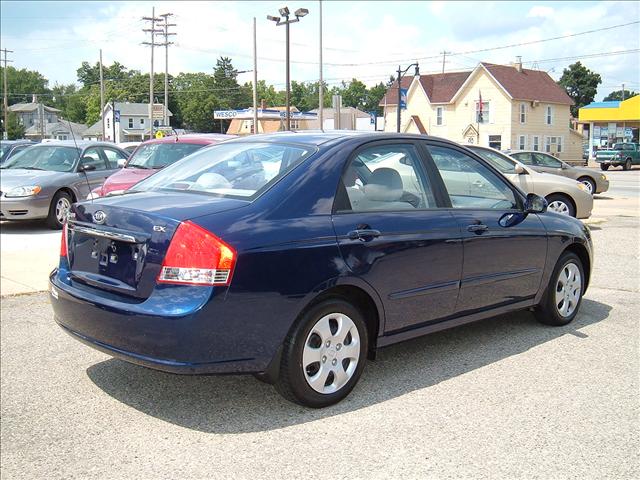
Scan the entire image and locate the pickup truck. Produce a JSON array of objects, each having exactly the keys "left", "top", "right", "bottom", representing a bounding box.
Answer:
[{"left": 596, "top": 142, "right": 640, "bottom": 171}]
